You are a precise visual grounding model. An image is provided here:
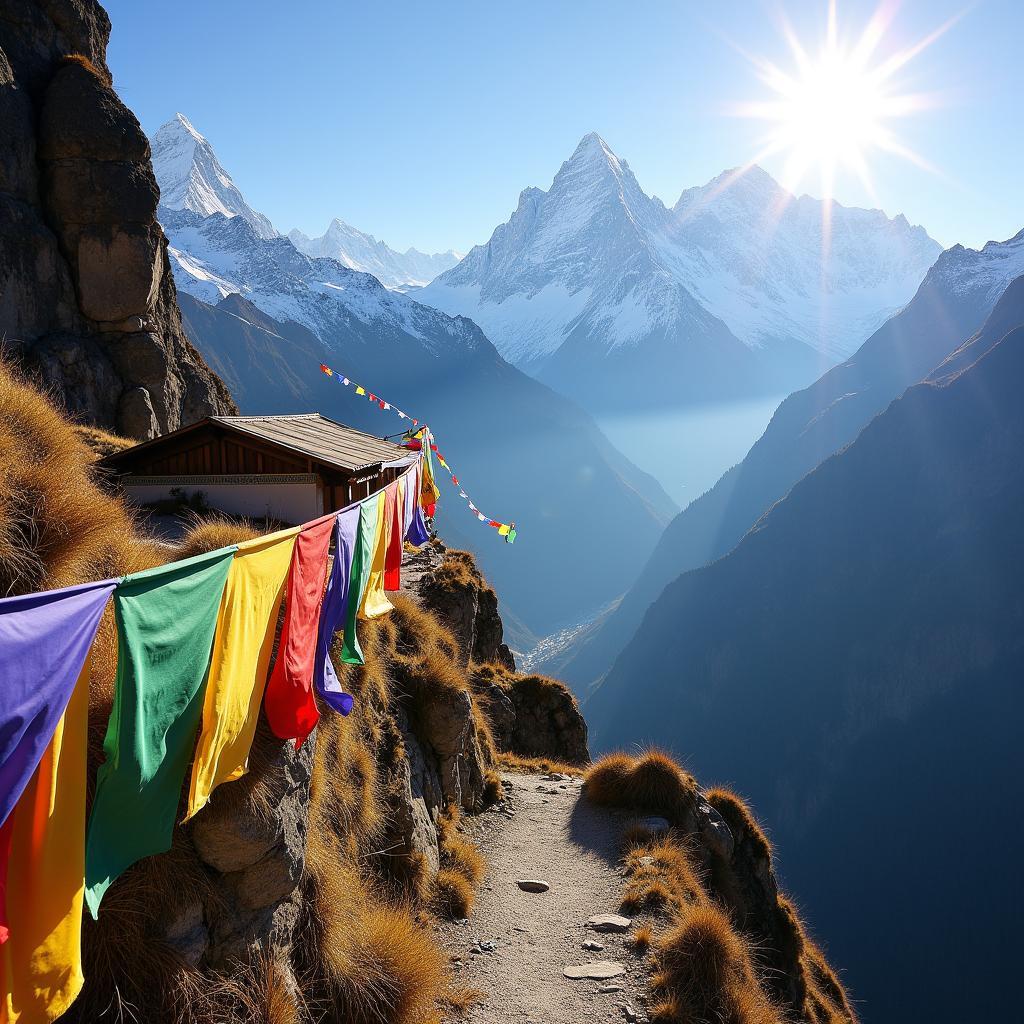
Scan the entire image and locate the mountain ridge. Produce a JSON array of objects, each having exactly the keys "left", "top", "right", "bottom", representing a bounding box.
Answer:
[
  {"left": 584, "top": 280, "right": 1024, "bottom": 1024},
  {"left": 152, "top": 114, "right": 460, "bottom": 289},
  {"left": 561, "top": 226, "right": 1024, "bottom": 689},
  {"left": 417, "top": 132, "right": 940, "bottom": 410}
]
